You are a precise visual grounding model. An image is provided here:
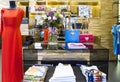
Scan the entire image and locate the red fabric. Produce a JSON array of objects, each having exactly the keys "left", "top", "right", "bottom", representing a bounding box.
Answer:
[{"left": 1, "top": 8, "right": 24, "bottom": 82}]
